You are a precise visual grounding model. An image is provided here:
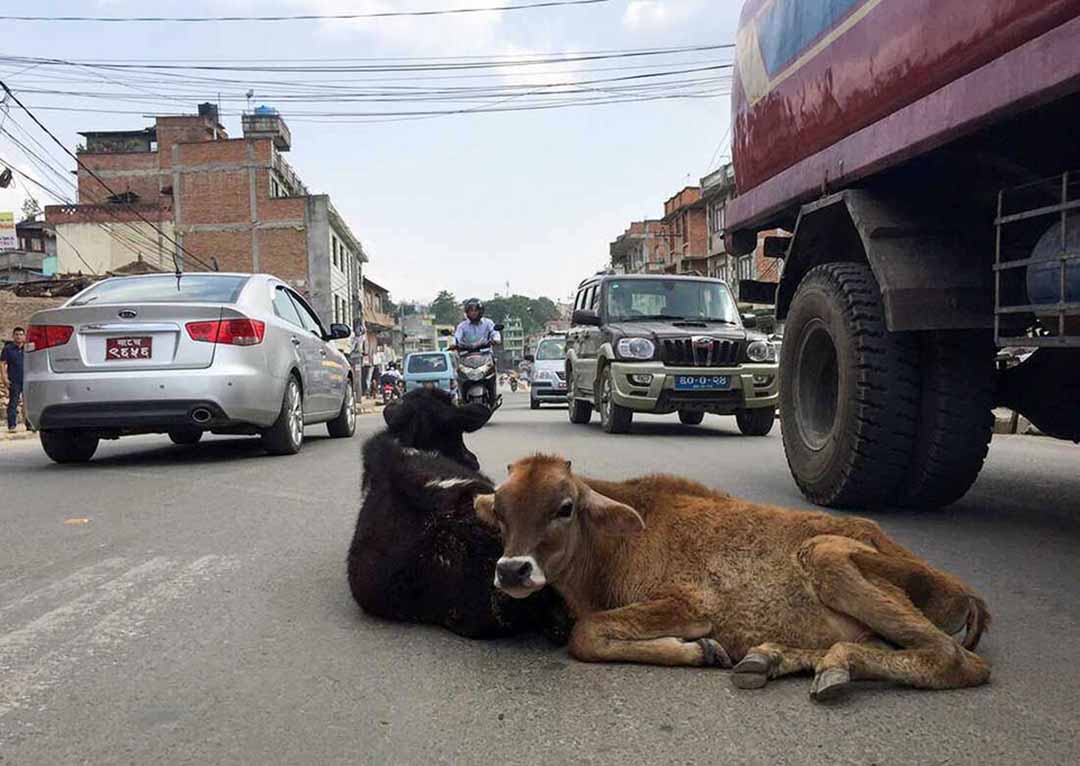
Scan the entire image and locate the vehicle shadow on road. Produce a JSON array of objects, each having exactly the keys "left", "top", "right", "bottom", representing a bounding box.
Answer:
[{"left": 69, "top": 433, "right": 348, "bottom": 469}]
